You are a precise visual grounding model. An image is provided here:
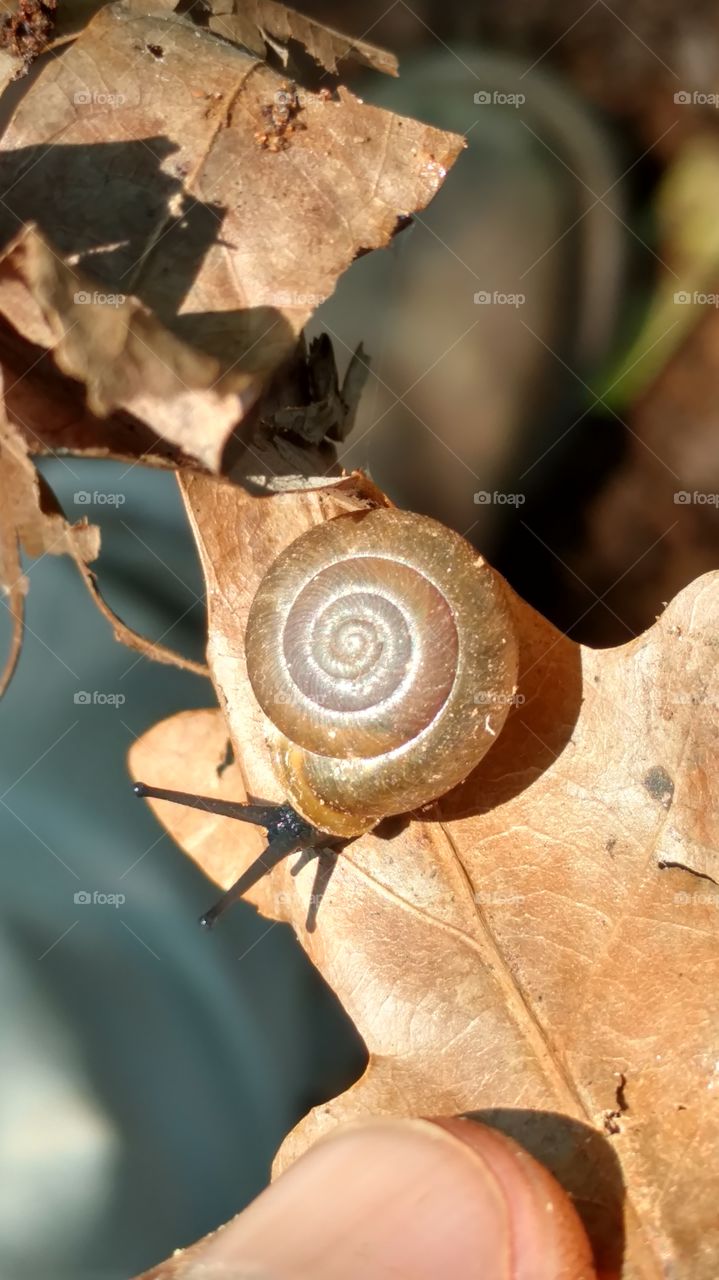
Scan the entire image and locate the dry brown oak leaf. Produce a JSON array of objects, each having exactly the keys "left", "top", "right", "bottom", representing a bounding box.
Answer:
[
  {"left": 0, "top": 2, "right": 462, "bottom": 474},
  {"left": 129, "top": 476, "right": 719, "bottom": 1280}
]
